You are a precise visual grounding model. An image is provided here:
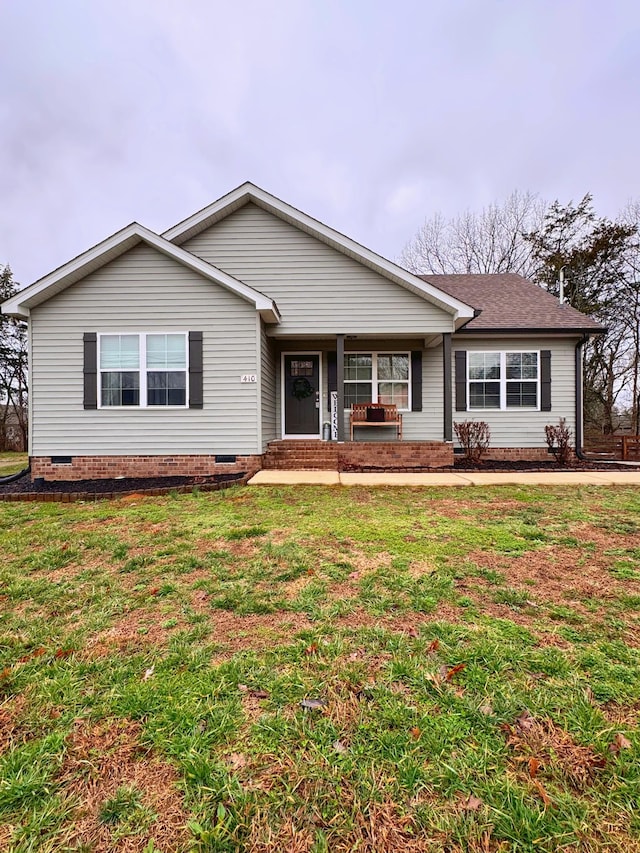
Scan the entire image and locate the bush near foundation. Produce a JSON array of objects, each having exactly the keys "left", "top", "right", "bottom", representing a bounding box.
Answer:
[
  {"left": 454, "top": 420, "right": 491, "bottom": 465},
  {"left": 545, "top": 418, "right": 573, "bottom": 466}
]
